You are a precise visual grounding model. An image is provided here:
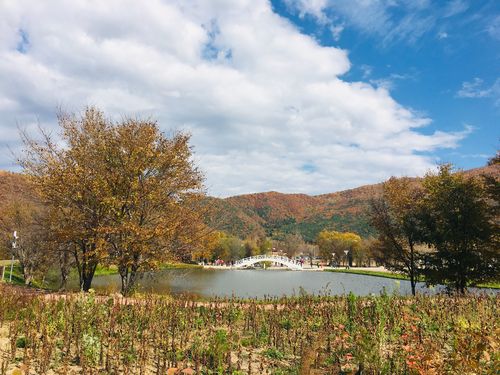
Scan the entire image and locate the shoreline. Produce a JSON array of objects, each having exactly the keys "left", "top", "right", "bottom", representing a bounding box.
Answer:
[{"left": 202, "top": 265, "right": 500, "bottom": 289}]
